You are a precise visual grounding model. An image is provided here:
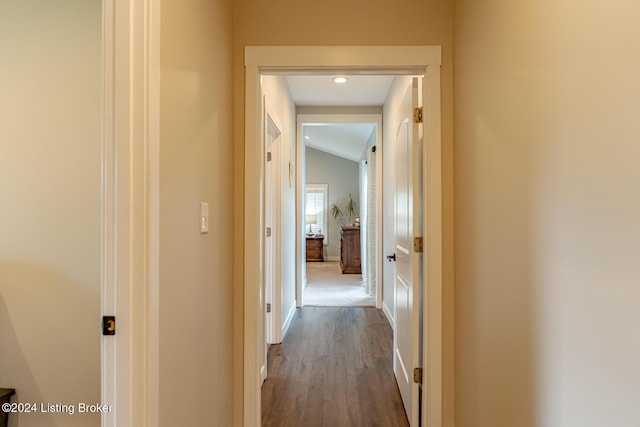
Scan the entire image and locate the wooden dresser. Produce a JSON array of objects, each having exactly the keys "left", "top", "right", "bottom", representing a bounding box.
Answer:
[
  {"left": 306, "top": 236, "right": 324, "bottom": 262},
  {"left": 340, "top": 227, "right": 361, "bottom": 274}
]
